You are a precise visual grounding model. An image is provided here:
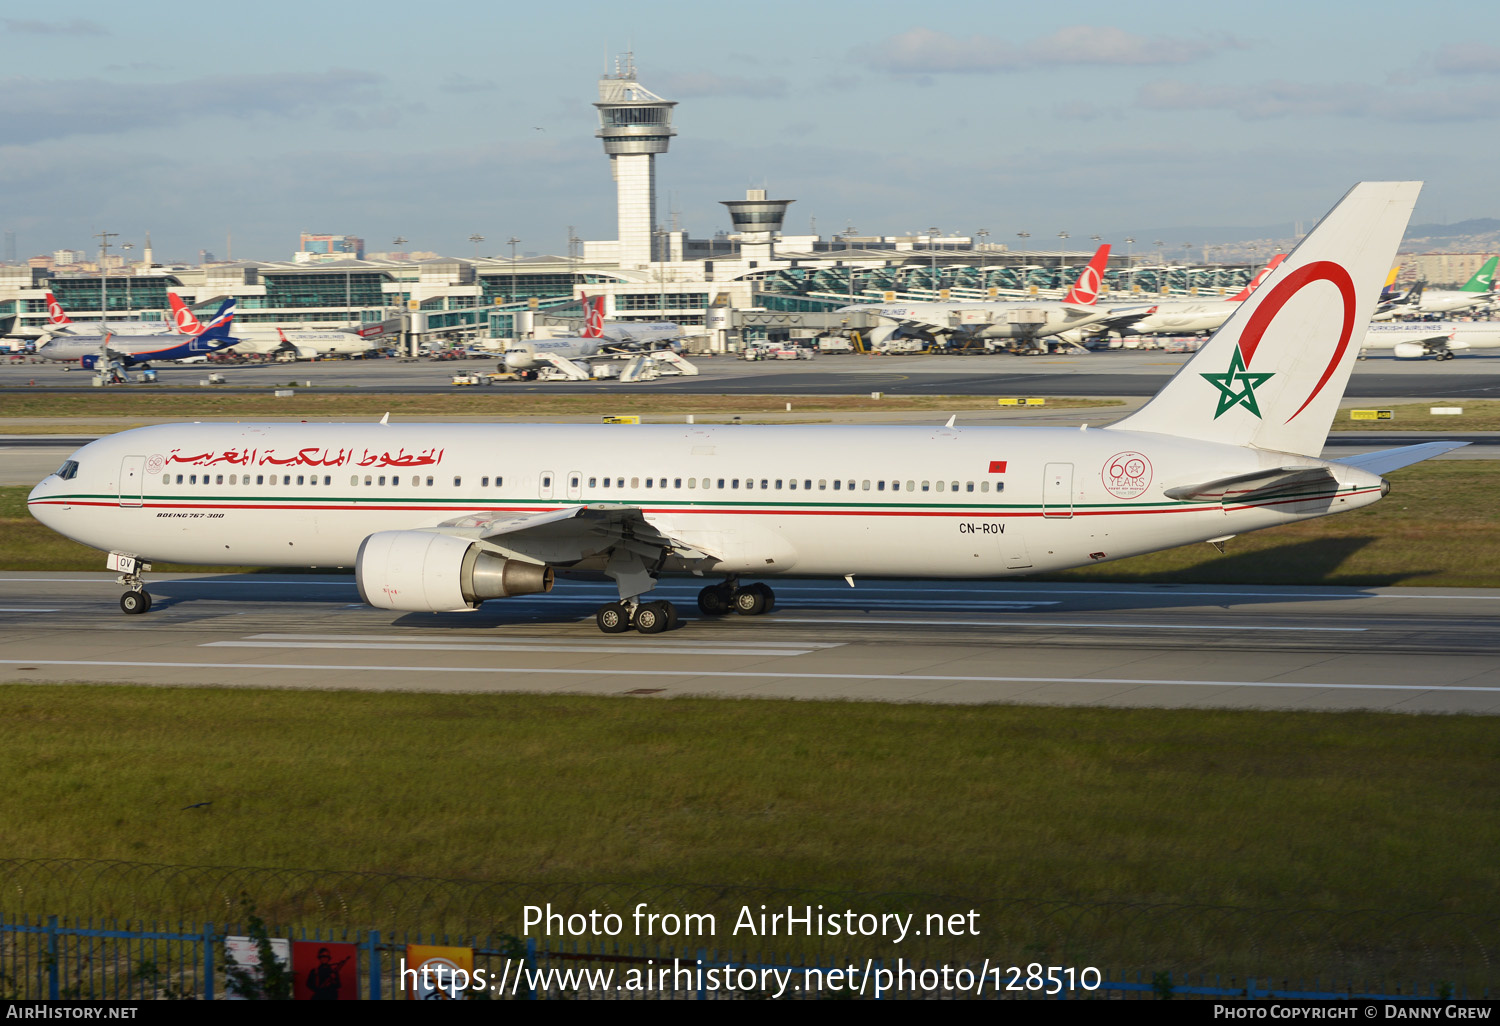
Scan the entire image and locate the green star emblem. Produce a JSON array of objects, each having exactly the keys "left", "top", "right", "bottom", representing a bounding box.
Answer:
[{"left": 1200, "top": 347, "right": 1275, "bottom": 419}]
